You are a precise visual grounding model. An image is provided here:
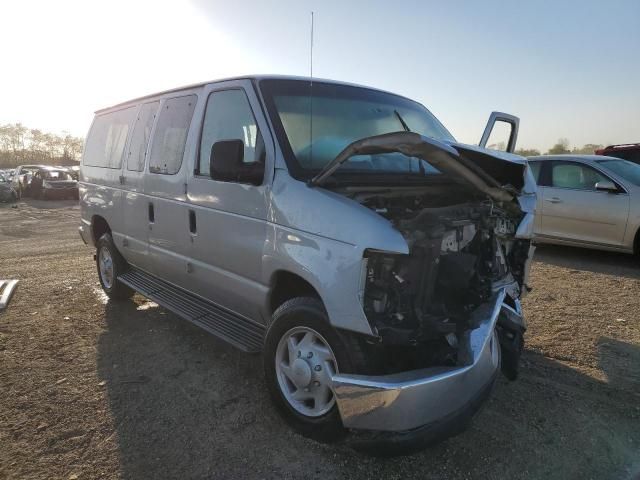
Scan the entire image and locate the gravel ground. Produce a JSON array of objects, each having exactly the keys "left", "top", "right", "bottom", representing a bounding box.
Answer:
[{"left": 0, "top": 199, "right": 639, "bottom": 480}]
